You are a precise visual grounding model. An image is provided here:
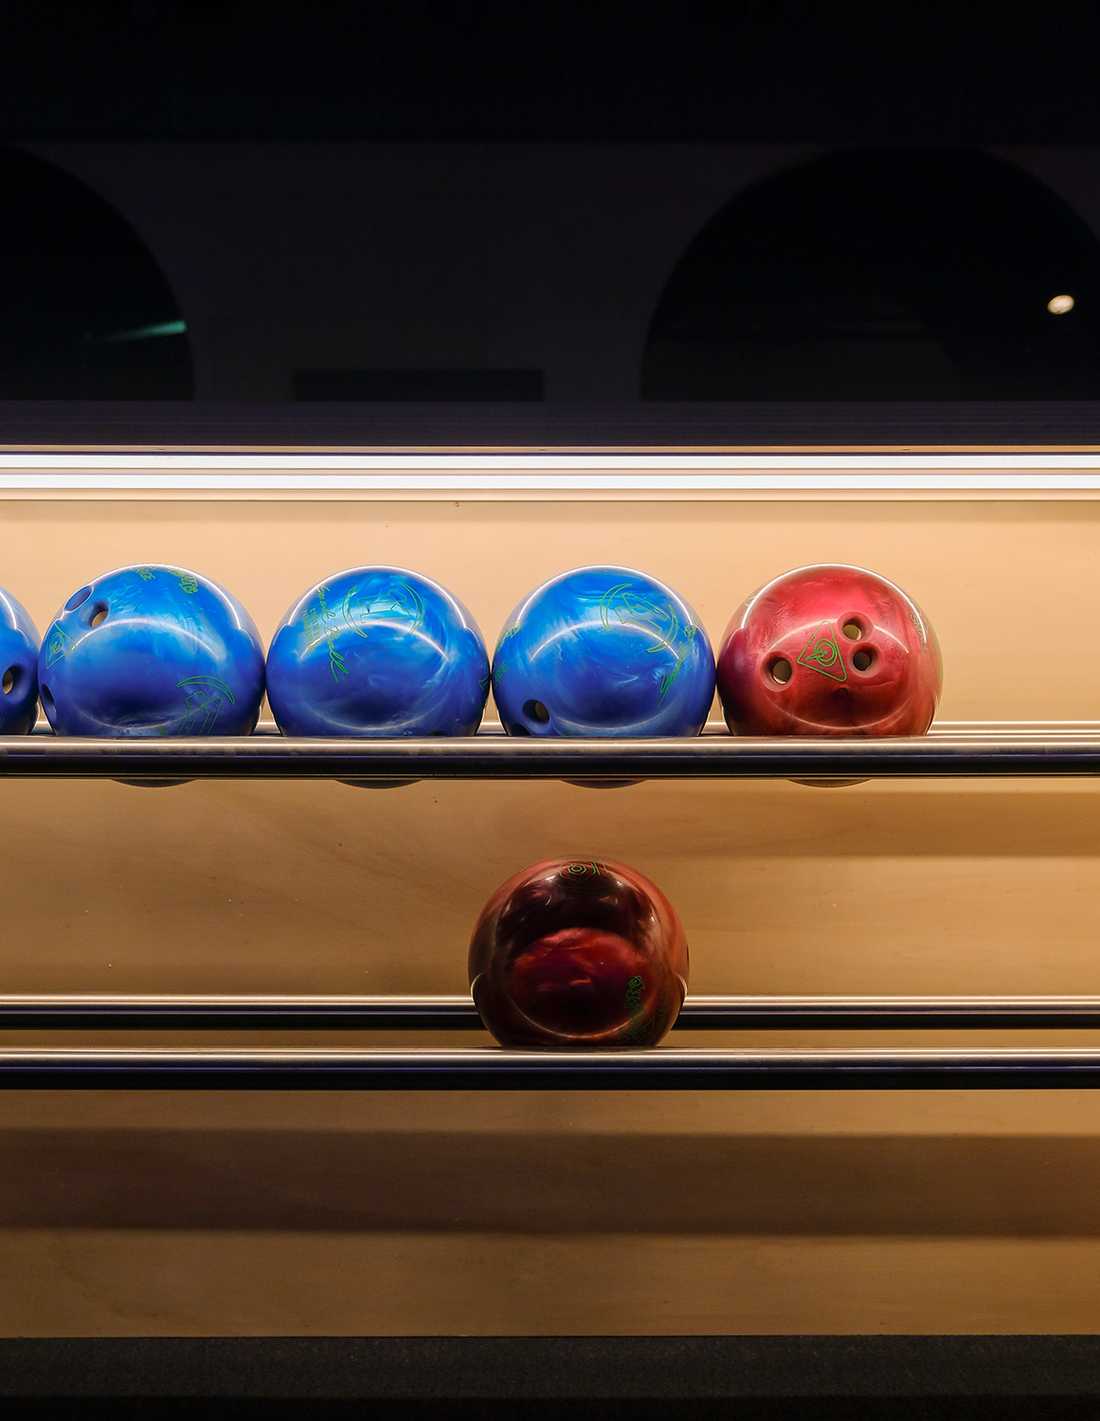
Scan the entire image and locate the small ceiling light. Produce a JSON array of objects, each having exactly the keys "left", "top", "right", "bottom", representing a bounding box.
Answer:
[{"left": 1047, "top": 294, "right": 1075, "bottom": 315}]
